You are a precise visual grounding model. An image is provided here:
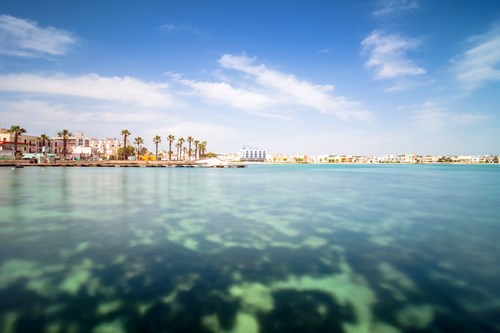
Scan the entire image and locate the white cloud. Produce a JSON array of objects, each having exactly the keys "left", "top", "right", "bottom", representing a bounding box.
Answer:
[
  {"left": 374, "top": 0, "right": 419, "bottom": 17},
  {"left": 0, "top": 99, "right": 163, "bottom": 124},
  {"left": 452, "top": 23, "right": 500, "bottom": 91},
  {"left": 383, "top": 77, "right": 433, "bottom": 93},
  {"left": 412, "top": 101, "right": 488, "bottom": 131},
  {"left": 1, "top": 99, "right": 81, "bottom": 124},
  {"left": 161, "top": 23, "right": 202, "bottom": 36},
  {"left": 0, "top": 98, "right": 167, "bottom": 140},
  {"left": 0, "top": 73, "right": 175, "bottom": 108},
  {"left": 0, "top": 14, "right": 76, "bottom": 57},
  {"left": 362, "top": 30, "right": 425, "bottom": 80},
  {"left": 172, "top": 75, "right": 278, "bottom": 115},
  {"left": 217, "top": 54, "right": 371, "bottom": 121},
  {"left": 162, "top": 121, "right": 238, "bottom": 141}
]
